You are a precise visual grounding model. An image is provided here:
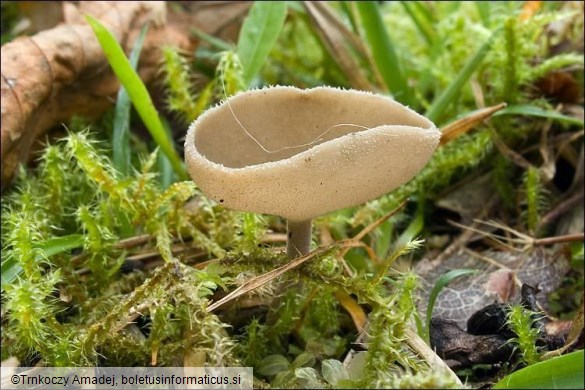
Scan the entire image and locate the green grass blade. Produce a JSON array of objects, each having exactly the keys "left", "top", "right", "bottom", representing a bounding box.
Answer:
[
  {"left": 1, "top": 234, "right": 85, "bottom": 290},
  {"left": 157, "top": 117, "right": 178, "bottom": 189},
  {"left": 400, "top": 1, "right": 434, "bottom": 46},
  {"left": 494, "top": 350, "right": 584, "bottom": 389},
  {"left": 424, "top": 269, "right": 478, "bottom": 343},
  {"left": 191, "top": 27, "right": 233, "bottom": 51},
  {"left": 237, "top": 1, "right": 288, "bottom": 86},
  {"left": 39, "top": 234, "right": 85, "bottom": 257},
  {"left": 356, "top": 1, "right": 412, "bottom": 105},
  {"left": 112, "top": 24, "right": 148, "bottom": 176},
  {"left": 339, "top": 1, "right": 360, "bottom": 35},
  {"left": 425, "top": 30, "right": 498, "bottom": 124},
  {"left": 85, "top": 15, "right": 187, "bottom": 180},
  {"left": 476, "top": 2, "right": 491, "bottom": 26},
  {"left": 1, "top": 255, "right": 20, "bottom": 291},
  {"left": 494, "top": 104, "right": 585, "bottom": 127}
]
